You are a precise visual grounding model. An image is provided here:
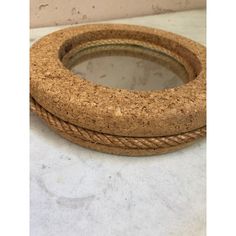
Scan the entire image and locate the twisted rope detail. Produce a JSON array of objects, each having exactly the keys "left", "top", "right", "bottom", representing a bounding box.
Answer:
[{"left": 30, "top": 97, "right": 206, "bottom": 150}]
